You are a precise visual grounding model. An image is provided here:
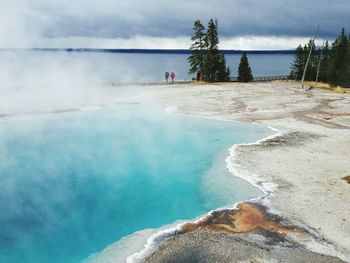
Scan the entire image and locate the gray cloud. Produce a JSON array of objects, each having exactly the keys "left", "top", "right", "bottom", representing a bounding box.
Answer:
[{"left": 1, "top": 0, "right": 349, "bottom": 48}]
